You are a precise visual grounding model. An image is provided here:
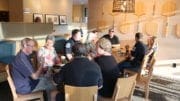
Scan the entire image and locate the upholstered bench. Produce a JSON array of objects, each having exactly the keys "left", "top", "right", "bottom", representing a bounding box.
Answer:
[
  {"left": 54, "top": 36, "right": 66, "bottom": 55},
  {"left": 0, "top": 40, "right": 16, "bottom": 83}
]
